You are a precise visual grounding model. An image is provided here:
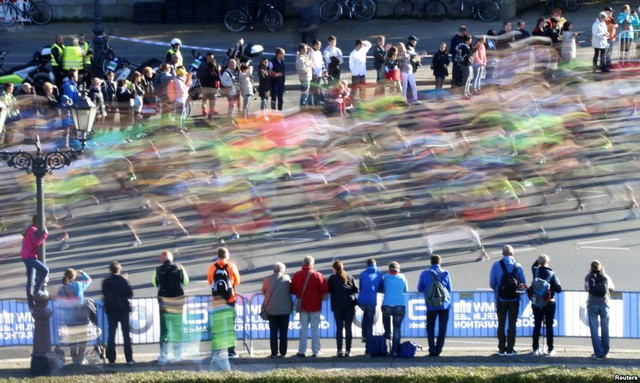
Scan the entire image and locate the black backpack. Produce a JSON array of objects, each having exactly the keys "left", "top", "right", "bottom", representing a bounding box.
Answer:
[
  {"left": 588, "top": 272, "right": 608, "bottom": 297},
  {"left": 157, "top": 263, "right": 184, "bottom": 298},
  {"left": 212, "top": 263, "right": 232, "bottom": 300},
  {"left": 498, "top": 260, "right": 520, "bottom": 300}
]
